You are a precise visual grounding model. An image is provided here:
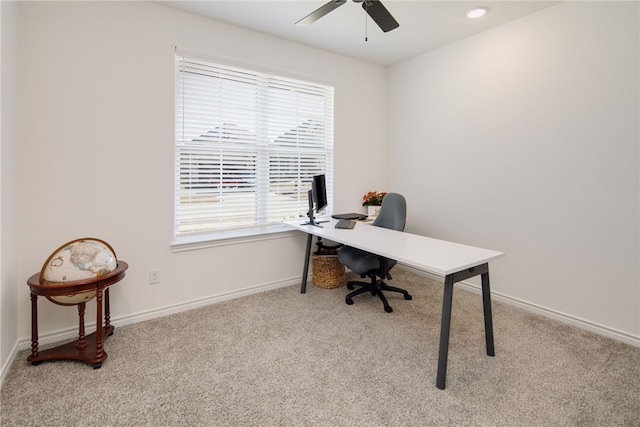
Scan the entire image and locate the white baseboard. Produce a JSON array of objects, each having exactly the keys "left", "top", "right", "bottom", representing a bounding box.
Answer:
[
  {"left": 0, "top": 340, "right": 19, "bottom": 388},
  {"left": 7, "top": 276, "right": 302, "bottom": 377},
  {"left": 398, "top": 264, "right": 640, "bottom": 348},
  {"left": 109, "top": 276, "right": 301, "bottom": 331},
  {"left": 5, "top": 266, "right": 637, "bottom": 388}
]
